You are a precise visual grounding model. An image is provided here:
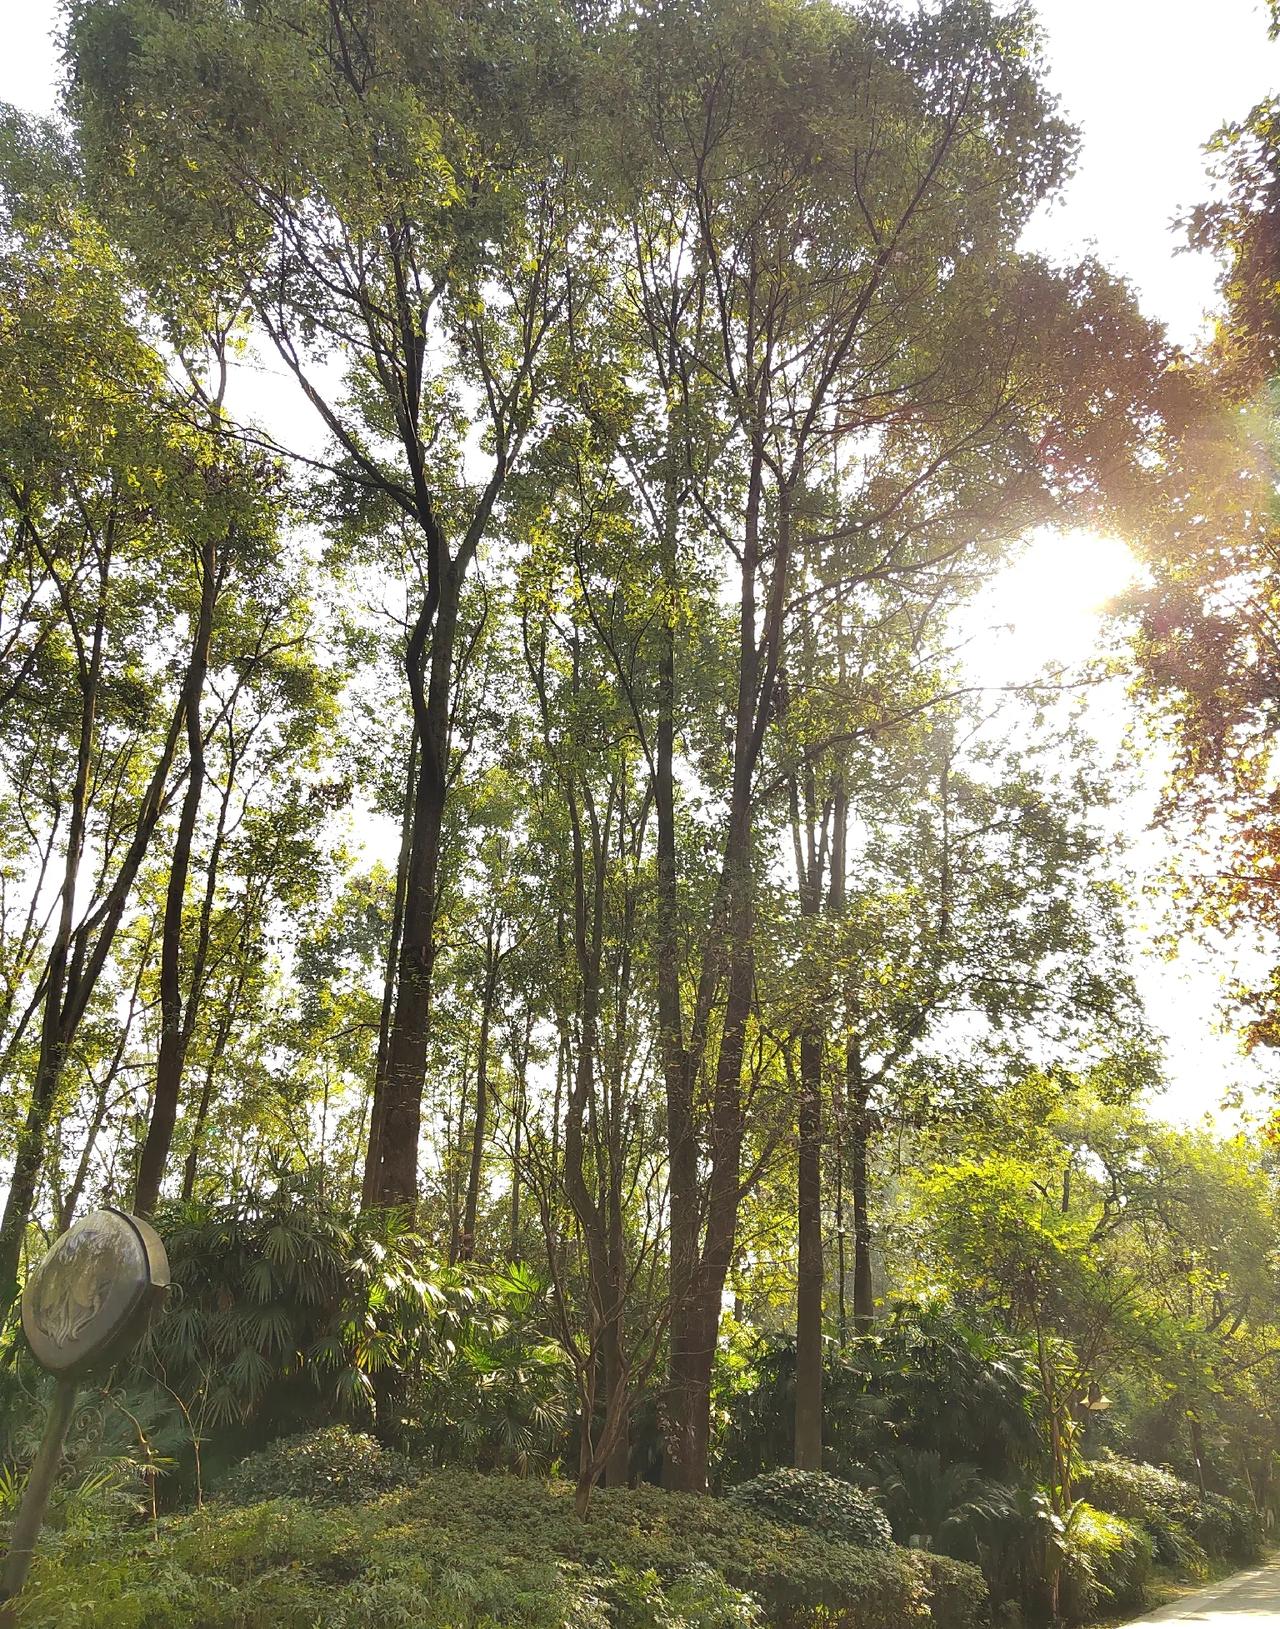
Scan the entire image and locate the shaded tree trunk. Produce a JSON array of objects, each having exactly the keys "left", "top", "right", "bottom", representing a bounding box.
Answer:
[
  {"left": 364, "top": 722, "right": 418, "bottom": 1207},
  {"left": 791, "top": 751, "right": 829, "bottom": 1471},
  {"left": 849, "top": 1056, "right": 875, "bottom": 1333}
]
